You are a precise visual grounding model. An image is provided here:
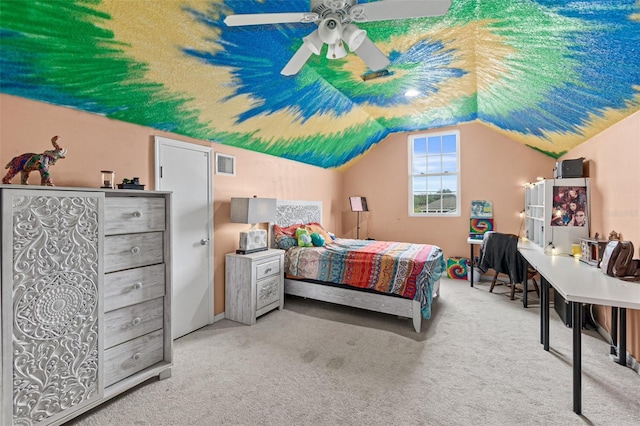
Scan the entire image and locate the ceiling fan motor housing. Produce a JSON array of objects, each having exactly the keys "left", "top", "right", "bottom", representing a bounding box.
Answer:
[{"left": 312, "top": 0, "right": 356, "bottom": 22}]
